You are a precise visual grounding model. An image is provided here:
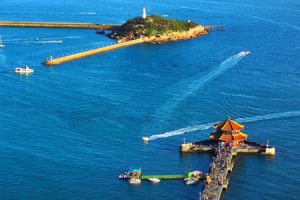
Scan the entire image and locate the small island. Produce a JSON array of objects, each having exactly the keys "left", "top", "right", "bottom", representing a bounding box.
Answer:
[
  {"left": 43, "top": 8, "right": 214, "bottom": 66},
  {"left": 108, "top": 9, "right": 212, "bottom": 43}
]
